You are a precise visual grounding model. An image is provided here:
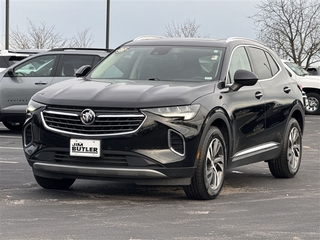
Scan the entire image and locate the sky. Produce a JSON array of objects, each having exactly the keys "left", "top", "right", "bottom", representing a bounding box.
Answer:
[{"left": 0, "top": 0, "right": 261, "bottom": 49}]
